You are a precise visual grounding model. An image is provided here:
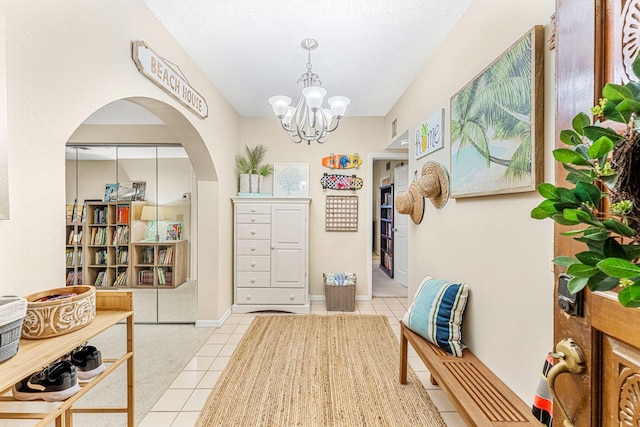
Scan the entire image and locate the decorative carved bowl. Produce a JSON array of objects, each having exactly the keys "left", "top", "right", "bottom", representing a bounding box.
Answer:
[{"left": 21, "top": 285, "right": 96, "bottom": 339}]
